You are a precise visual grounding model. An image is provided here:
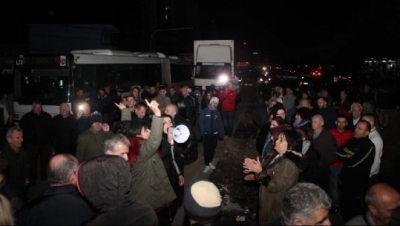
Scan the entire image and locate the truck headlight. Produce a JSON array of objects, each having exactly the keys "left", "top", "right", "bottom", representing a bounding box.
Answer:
[{"left": 218, "top": 74, "right": 229, "bottom": 84}]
